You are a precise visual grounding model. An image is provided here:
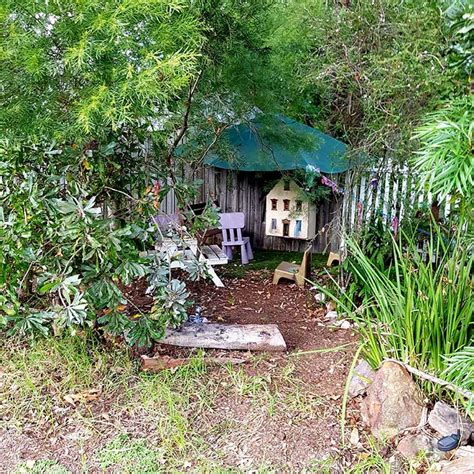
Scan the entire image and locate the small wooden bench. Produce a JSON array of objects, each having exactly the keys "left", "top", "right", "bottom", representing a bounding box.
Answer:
[
  {"left": 145, "top": 240, "right": 228, "bottom": 287},
  {"left": 199, "top": 245, "right": 228, "bottom": 287}
]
